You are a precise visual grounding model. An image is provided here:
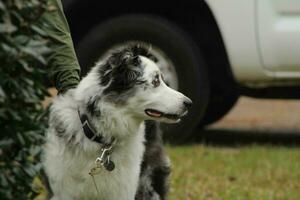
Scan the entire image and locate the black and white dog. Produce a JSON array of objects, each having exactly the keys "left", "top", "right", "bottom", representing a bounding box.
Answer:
[{"left": 43, "top": 44, "right": 192, "bottom": 200}]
